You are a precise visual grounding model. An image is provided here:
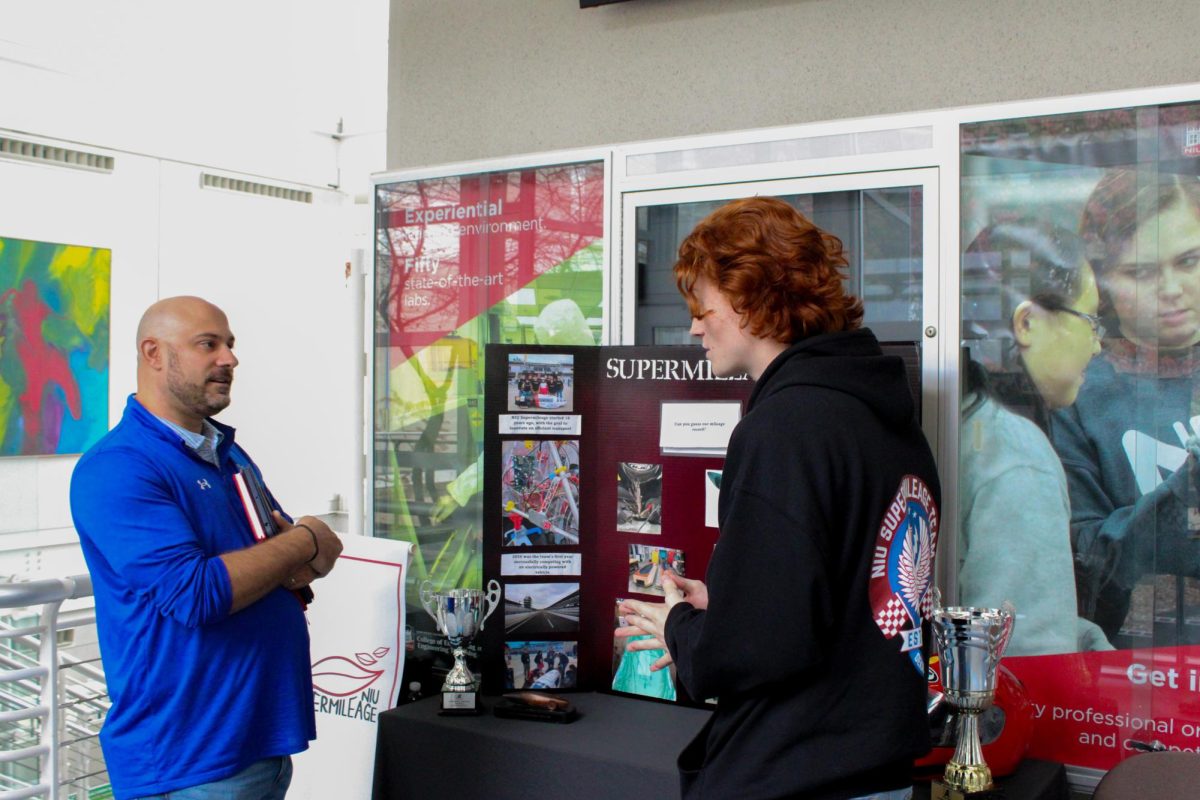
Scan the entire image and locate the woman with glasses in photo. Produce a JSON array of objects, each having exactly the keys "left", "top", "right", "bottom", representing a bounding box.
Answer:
[
  {"left": 1052, "top": 168, "right": 1200, "bottom": 645},
  {"left": 960, "top": 221, "right": 1111, "bottom": 655}
]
